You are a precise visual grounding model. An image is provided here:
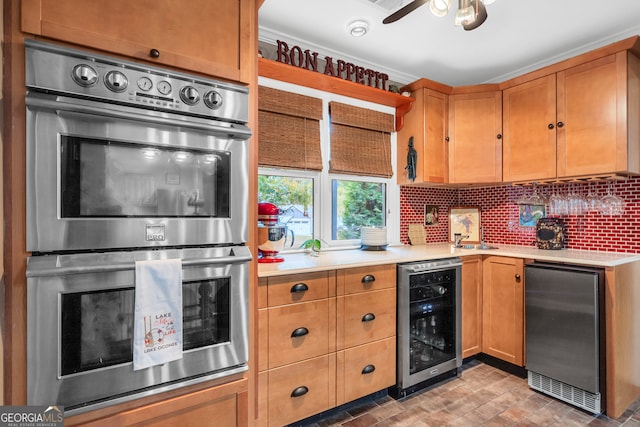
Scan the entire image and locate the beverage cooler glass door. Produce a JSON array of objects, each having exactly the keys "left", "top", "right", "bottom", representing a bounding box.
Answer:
[
  {"left": 26, "top": 93, "right": 250, "bottom": 252},
  {"left": 397, "top": 260, "right": 461, "bottom": 392}
]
